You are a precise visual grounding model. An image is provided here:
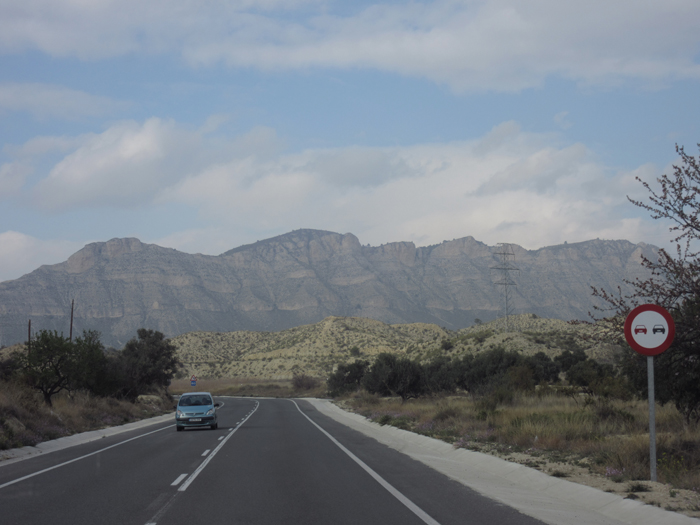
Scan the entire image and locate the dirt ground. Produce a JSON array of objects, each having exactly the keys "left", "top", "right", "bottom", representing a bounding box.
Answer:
[{"left": 458, "top": 440, "right": 700, "bottom": 519}]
